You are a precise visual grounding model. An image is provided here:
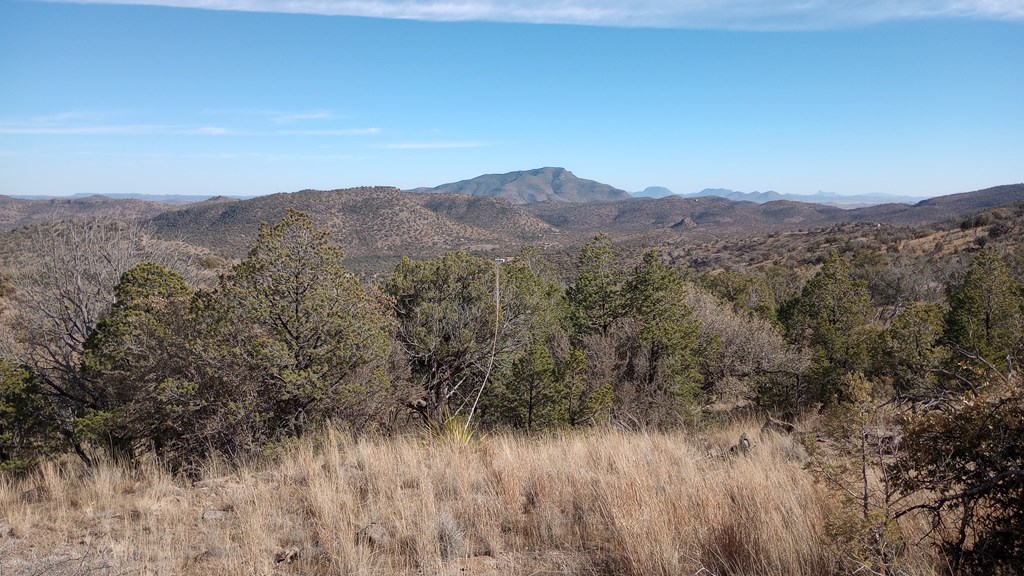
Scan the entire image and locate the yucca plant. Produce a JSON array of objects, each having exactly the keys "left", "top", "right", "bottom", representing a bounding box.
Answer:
[{"left": 424, "top": 407, "right": 481, "bottom": 447}]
